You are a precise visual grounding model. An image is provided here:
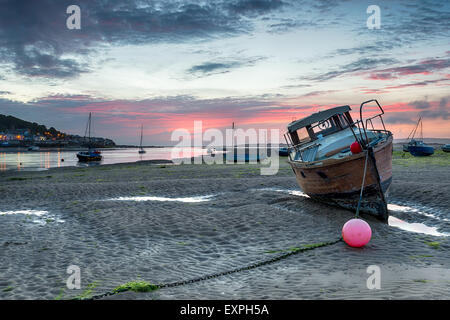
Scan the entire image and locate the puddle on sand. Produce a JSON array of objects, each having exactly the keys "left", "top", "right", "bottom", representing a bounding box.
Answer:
[
  {"left": 388, "top": 216, "right": 448, "bottom": 237},
  {"left": 256, "top": 189, "right": 448, "bottom": 237},
  {"left": 107, "top": 195, "right": 216, "bottom": 203},
  {"left": 388, "top": 204, "right": 449, "bottom": 222},
  {"left": 0, "top": 210, "right": 64, "bottom": 225},
  {"left": 253, "top": 188, "right": 310, "bottom": 198}
]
